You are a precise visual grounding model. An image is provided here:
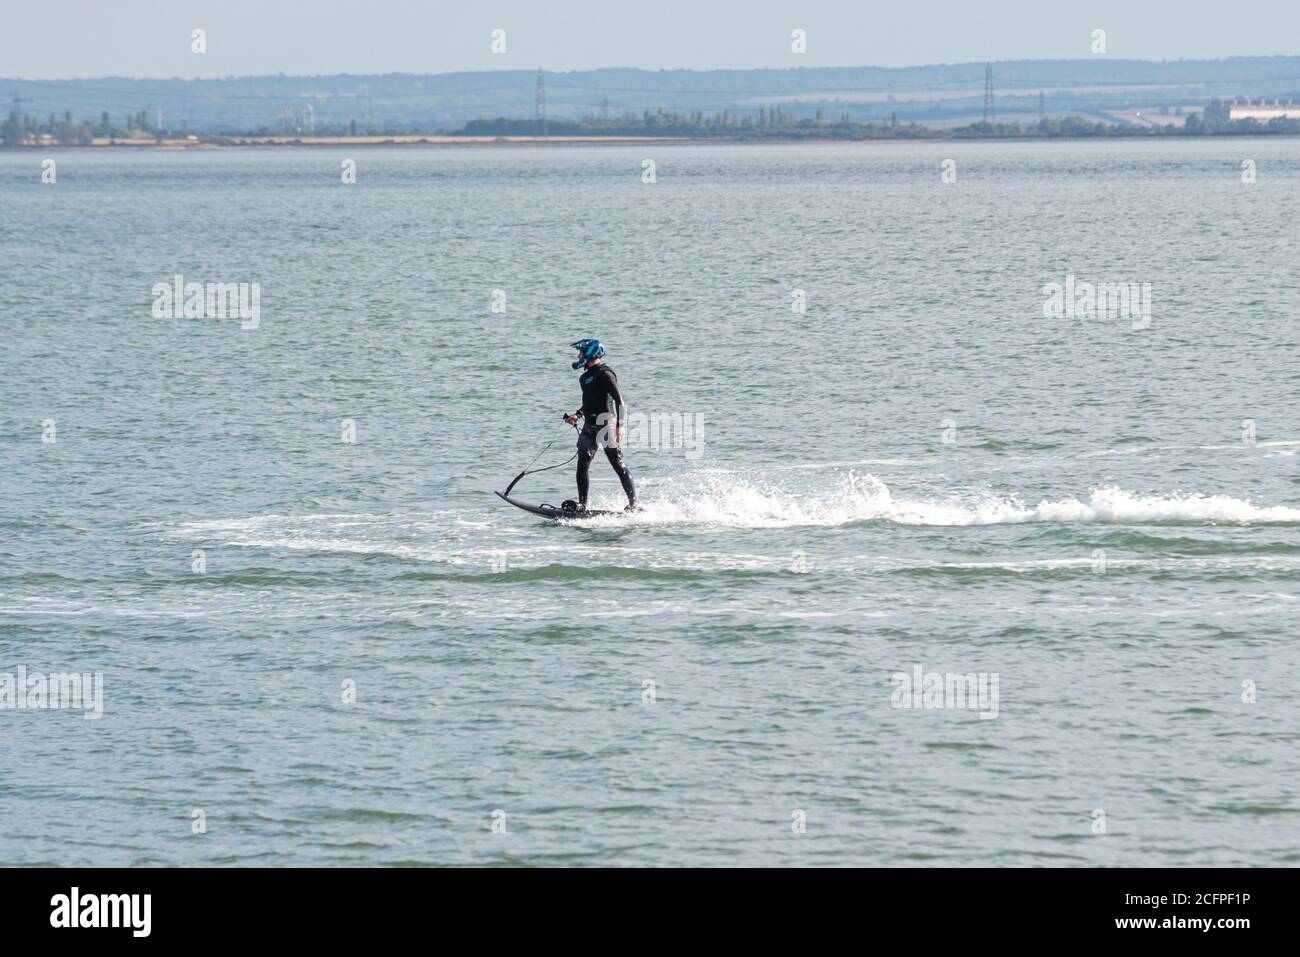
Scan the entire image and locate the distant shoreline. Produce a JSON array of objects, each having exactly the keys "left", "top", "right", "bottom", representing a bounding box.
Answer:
[
  {"left": 8, "top": 134, "right": 698, "bottom": 150},
  {"left": 8, "top": 131, "right": 1300, "bottom": 151}
]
